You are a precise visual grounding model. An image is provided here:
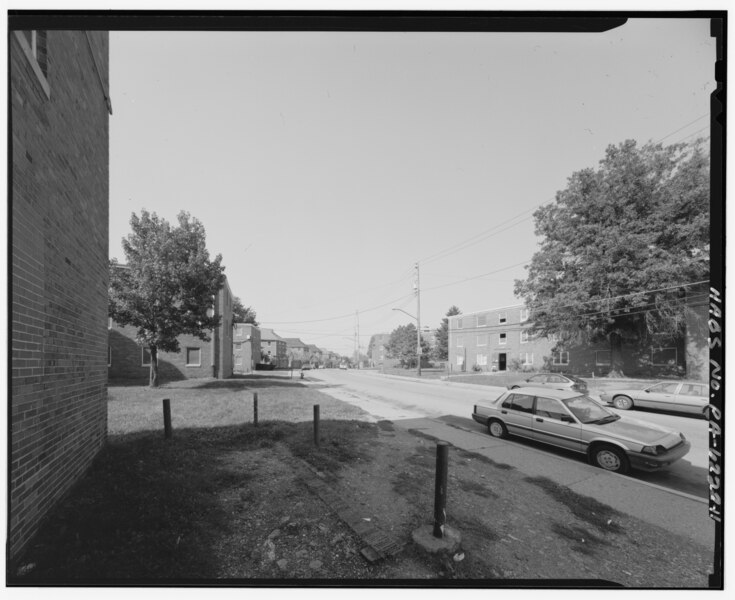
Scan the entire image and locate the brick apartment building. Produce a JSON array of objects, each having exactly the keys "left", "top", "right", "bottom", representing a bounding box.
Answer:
[
  {"left": 449, "top": 297, "right": 709, "bottom": 381},
  {"left": 259, "top": 328, "right": 288, "bottom": 368},
  {"left": 108, "top": 278, "right": 235, "bottom": 381},
  {"left": 284, "top": 337, "right": 310, "bottom": 367},
  {"left": 233, "top": 323, "right": 261, "bottom": 374},
  {"left": 10, "top": 30, "right": 111, "bottom": 560}
]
